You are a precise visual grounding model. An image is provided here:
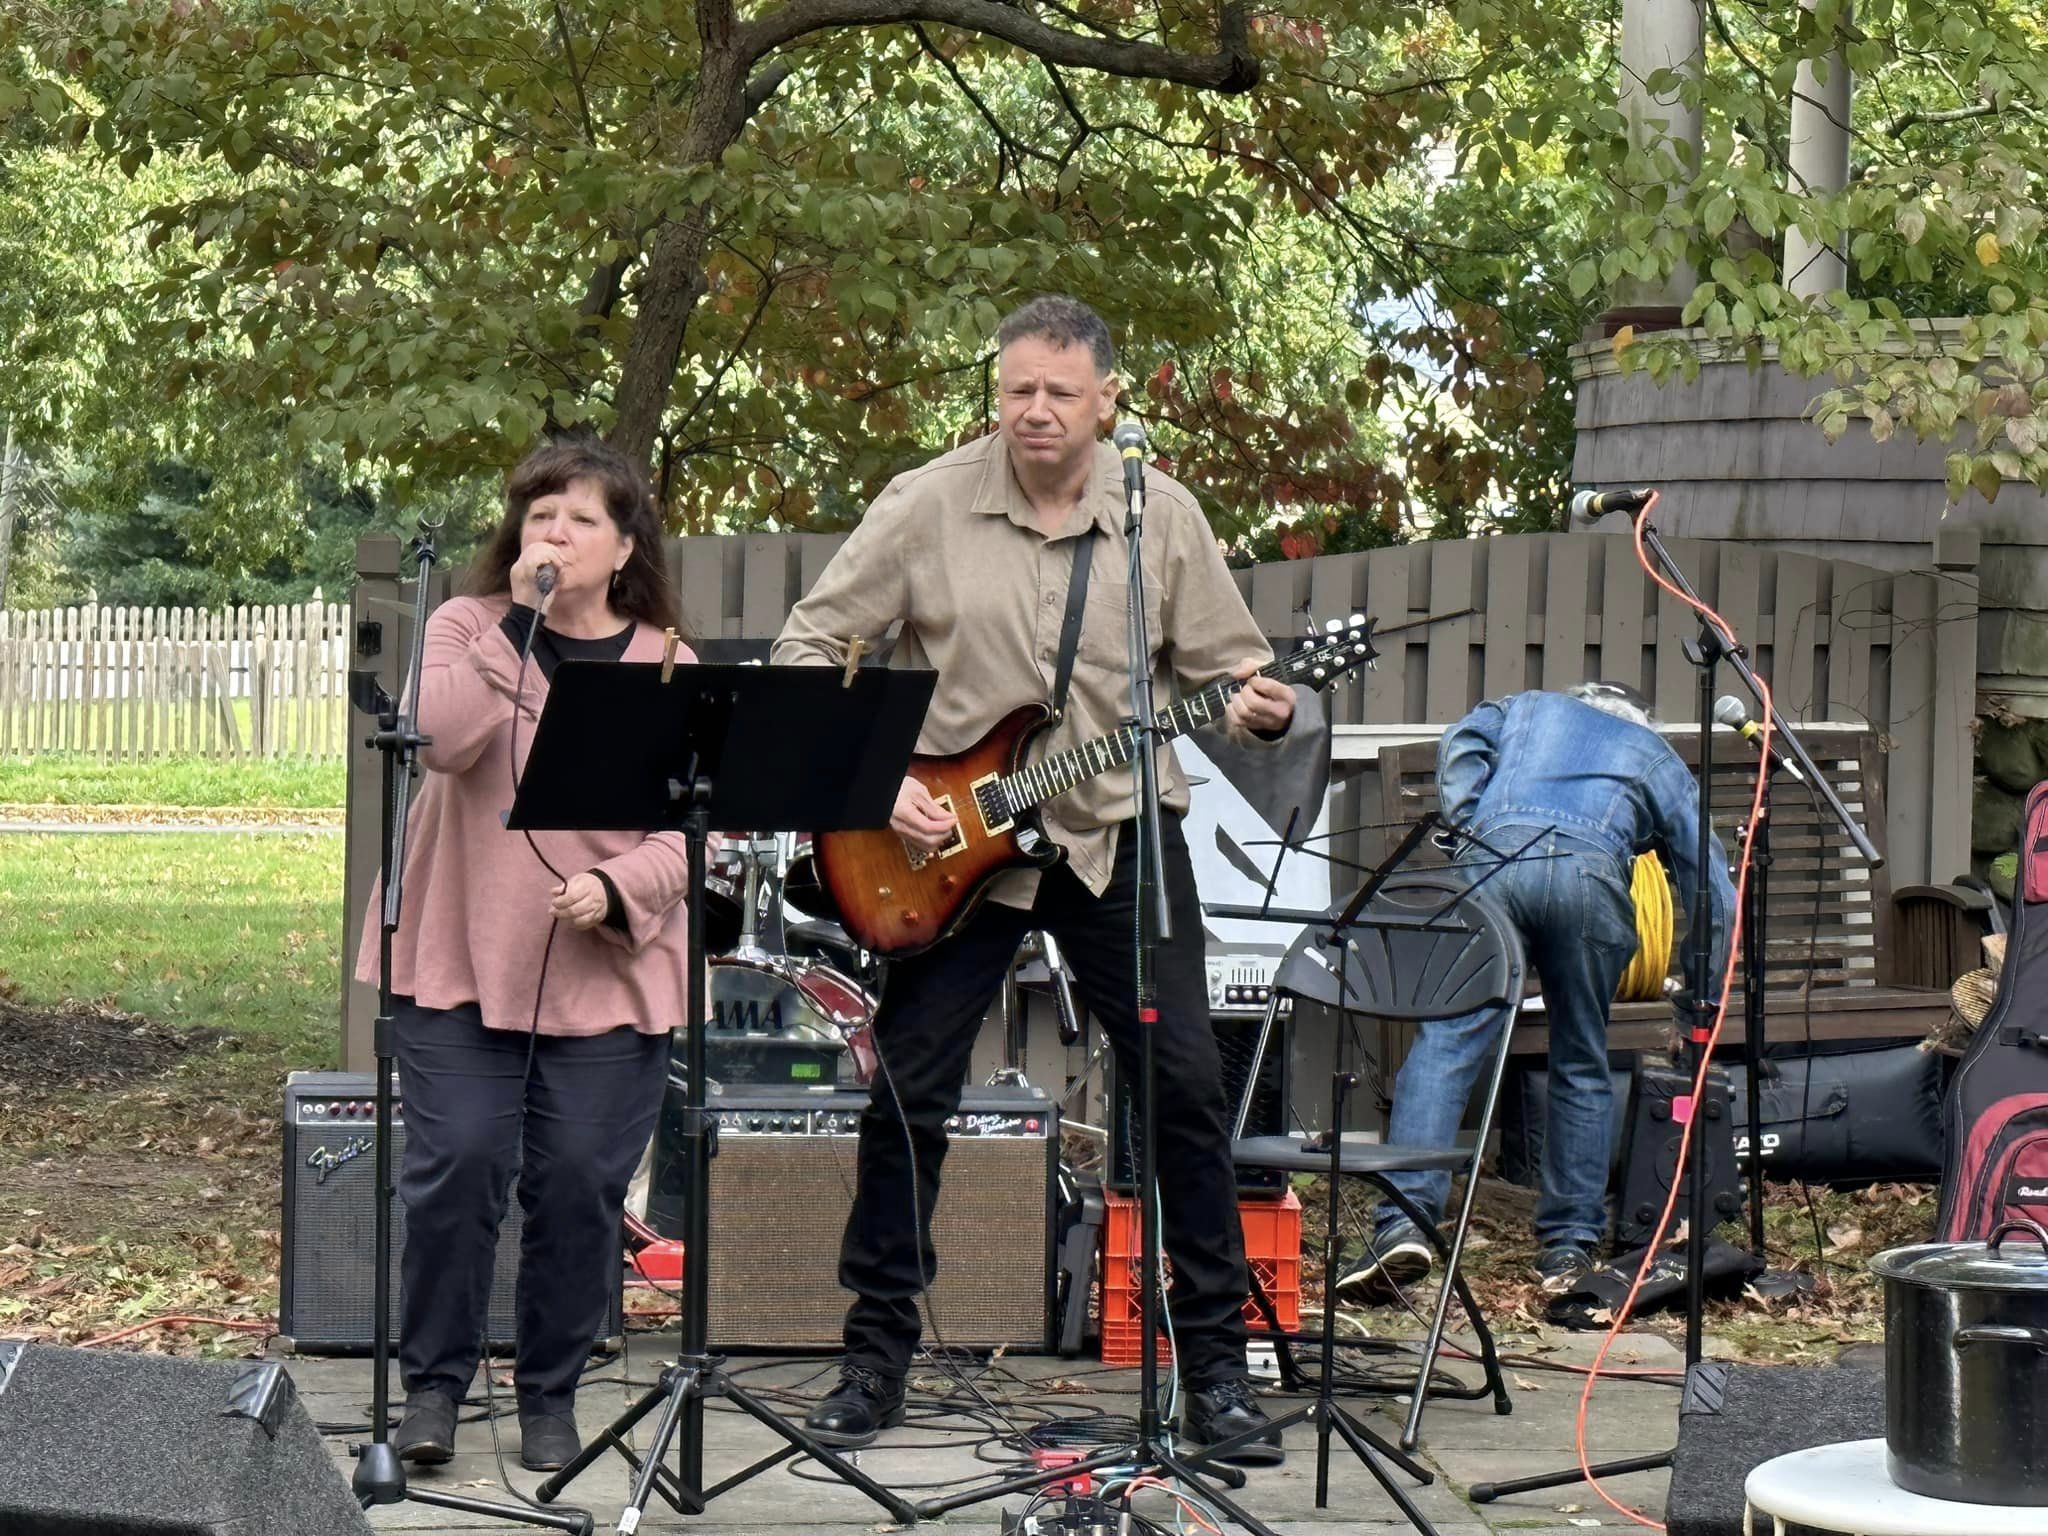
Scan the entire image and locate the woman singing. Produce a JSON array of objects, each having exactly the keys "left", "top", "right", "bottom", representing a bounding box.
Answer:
[{"left": 356, "top": 435, "right": 692, "bottom": 1472}]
